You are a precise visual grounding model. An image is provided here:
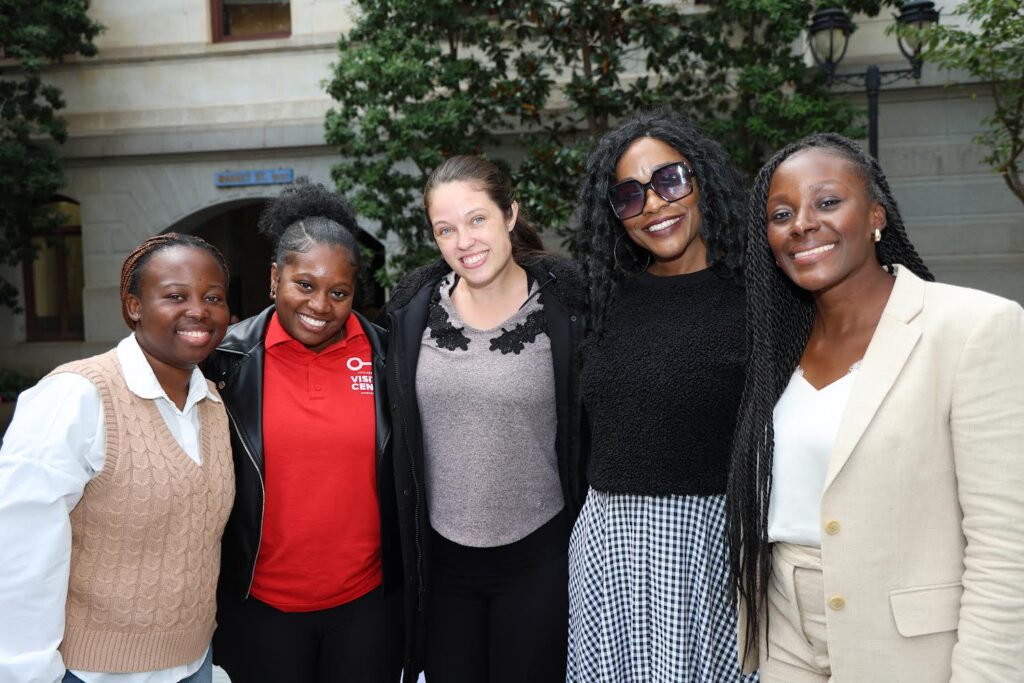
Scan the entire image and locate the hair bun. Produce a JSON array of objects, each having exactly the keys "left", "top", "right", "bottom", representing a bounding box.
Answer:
[{"left": 257, "top": 178, "right": 359, "bottom": 243}]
